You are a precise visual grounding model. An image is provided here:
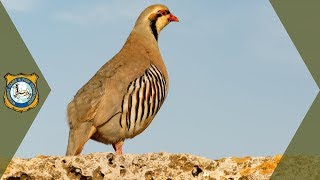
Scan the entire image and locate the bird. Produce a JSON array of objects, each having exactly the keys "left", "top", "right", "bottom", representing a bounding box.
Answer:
[{"left": 66, "top": 4, "right": 179, "bottom": 156}]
